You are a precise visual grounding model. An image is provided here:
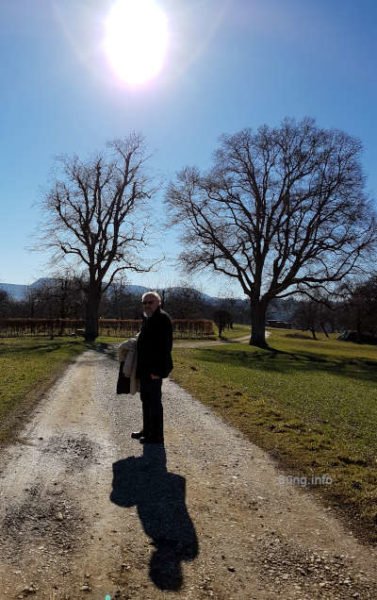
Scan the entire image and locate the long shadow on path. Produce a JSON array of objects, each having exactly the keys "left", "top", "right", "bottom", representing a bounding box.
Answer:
[{"left": 110, "top": 445, "right": 199, "bottom": 590}]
